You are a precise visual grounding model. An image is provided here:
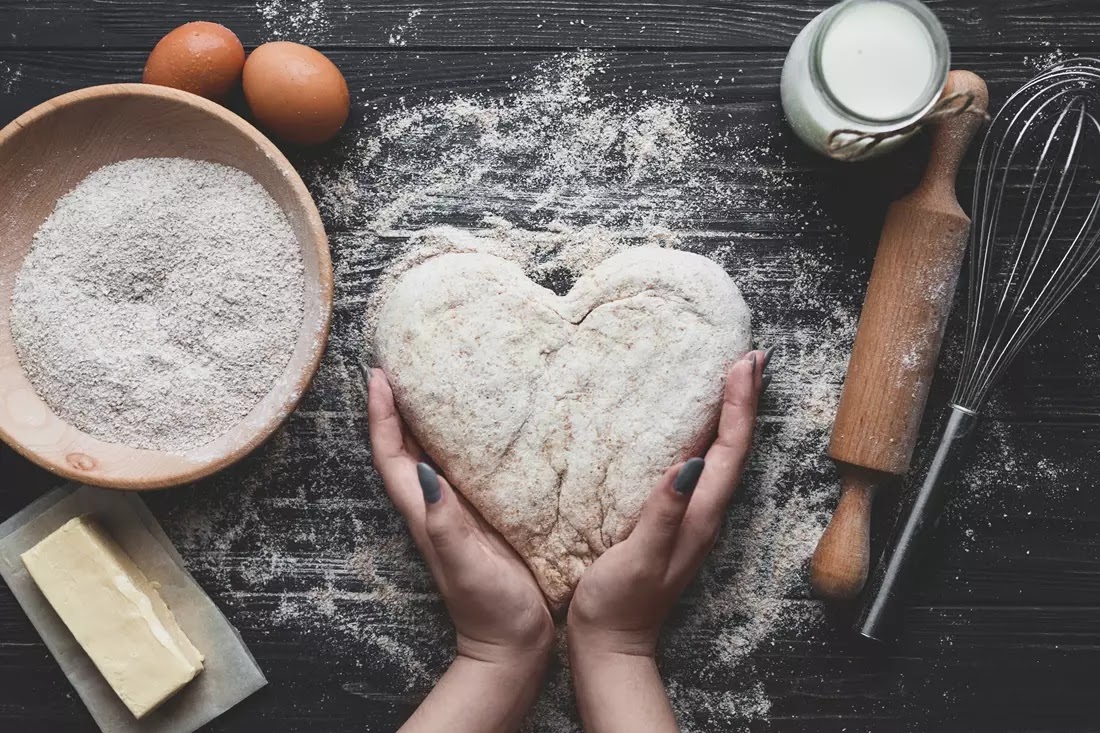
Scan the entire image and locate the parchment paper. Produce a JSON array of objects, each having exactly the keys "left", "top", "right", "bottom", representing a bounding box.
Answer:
[{"left": 0, "top": 484, "right": 267, "bottom": 732}]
